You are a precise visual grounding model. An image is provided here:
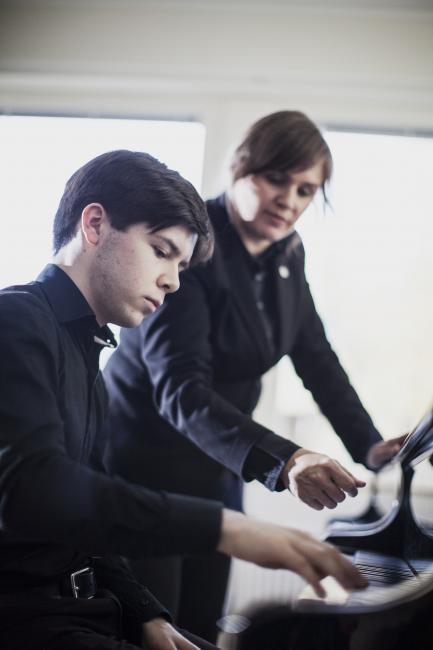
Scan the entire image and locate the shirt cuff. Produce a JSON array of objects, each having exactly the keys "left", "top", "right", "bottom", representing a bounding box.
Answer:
[{"left": 242, "top": 432, "right": 300, "bottom": 491}]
